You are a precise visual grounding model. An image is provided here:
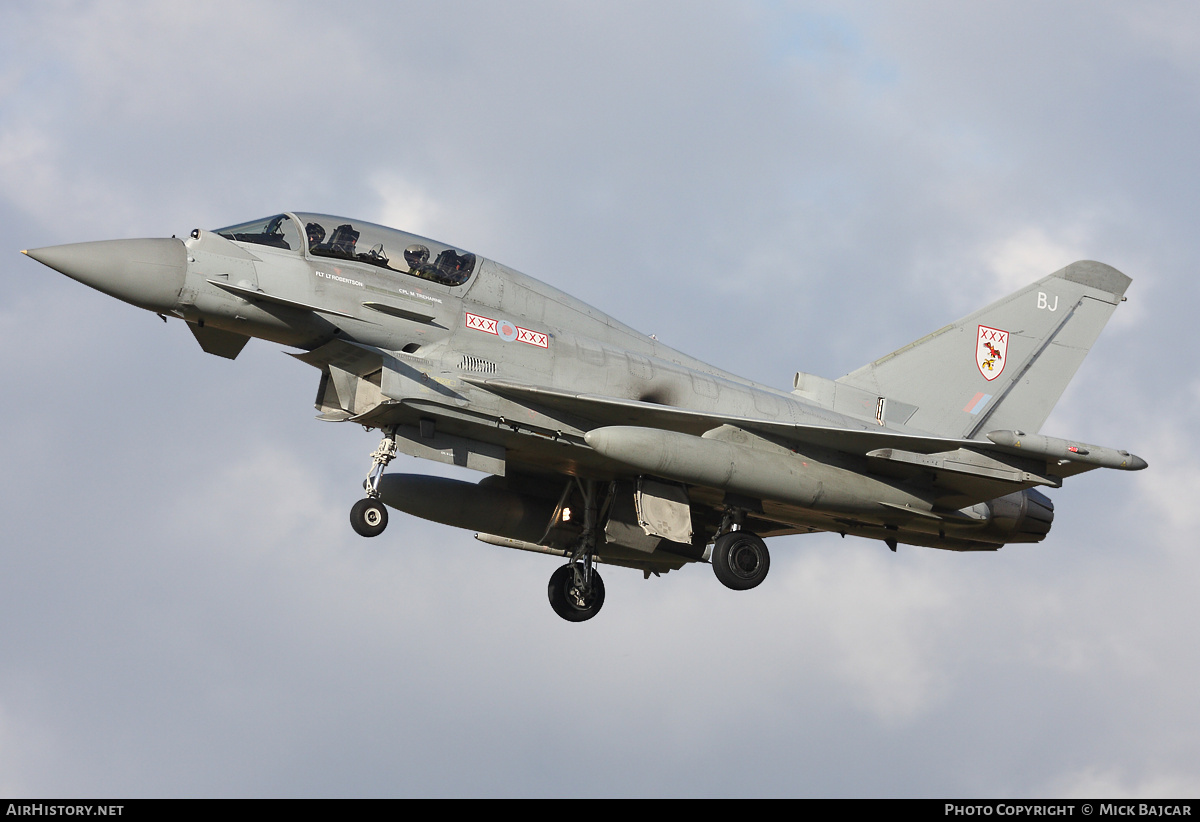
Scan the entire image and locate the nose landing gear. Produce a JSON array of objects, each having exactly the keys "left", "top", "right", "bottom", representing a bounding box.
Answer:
[{"left": 350, "top": 427, "right": 397, "bottom": 538}]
